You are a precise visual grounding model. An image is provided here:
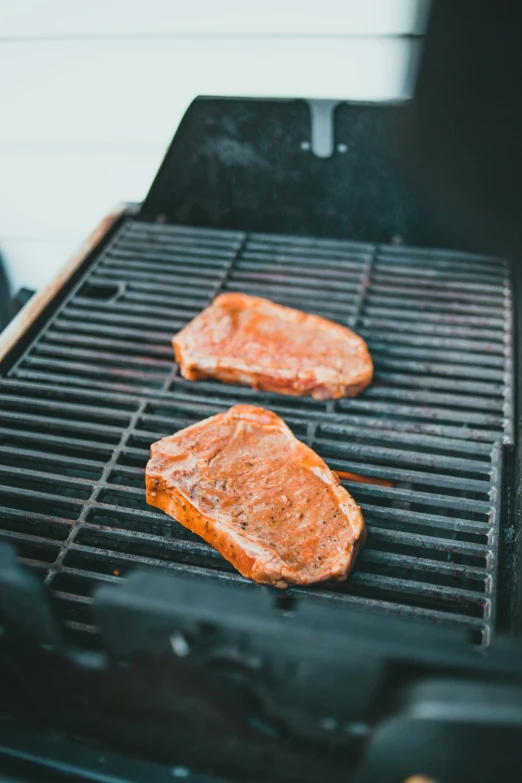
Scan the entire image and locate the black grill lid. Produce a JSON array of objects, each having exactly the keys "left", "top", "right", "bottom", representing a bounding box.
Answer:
[{"left": 141, "top": 97, "right": 473, "bottom": 250}]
